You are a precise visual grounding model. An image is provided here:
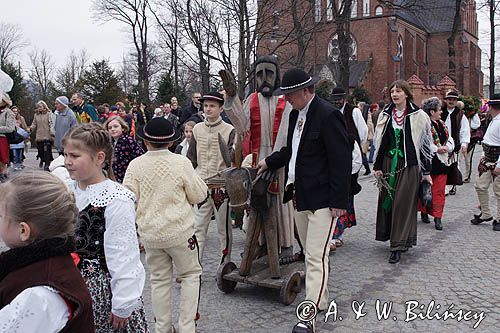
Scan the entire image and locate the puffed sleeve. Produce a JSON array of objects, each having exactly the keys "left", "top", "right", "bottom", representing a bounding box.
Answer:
[
  {"left": 104, "top": 198, "right": 145, "bottom": 318},
  {"left": 0, "top": 286, "right": 69, "bottom": 333}
]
